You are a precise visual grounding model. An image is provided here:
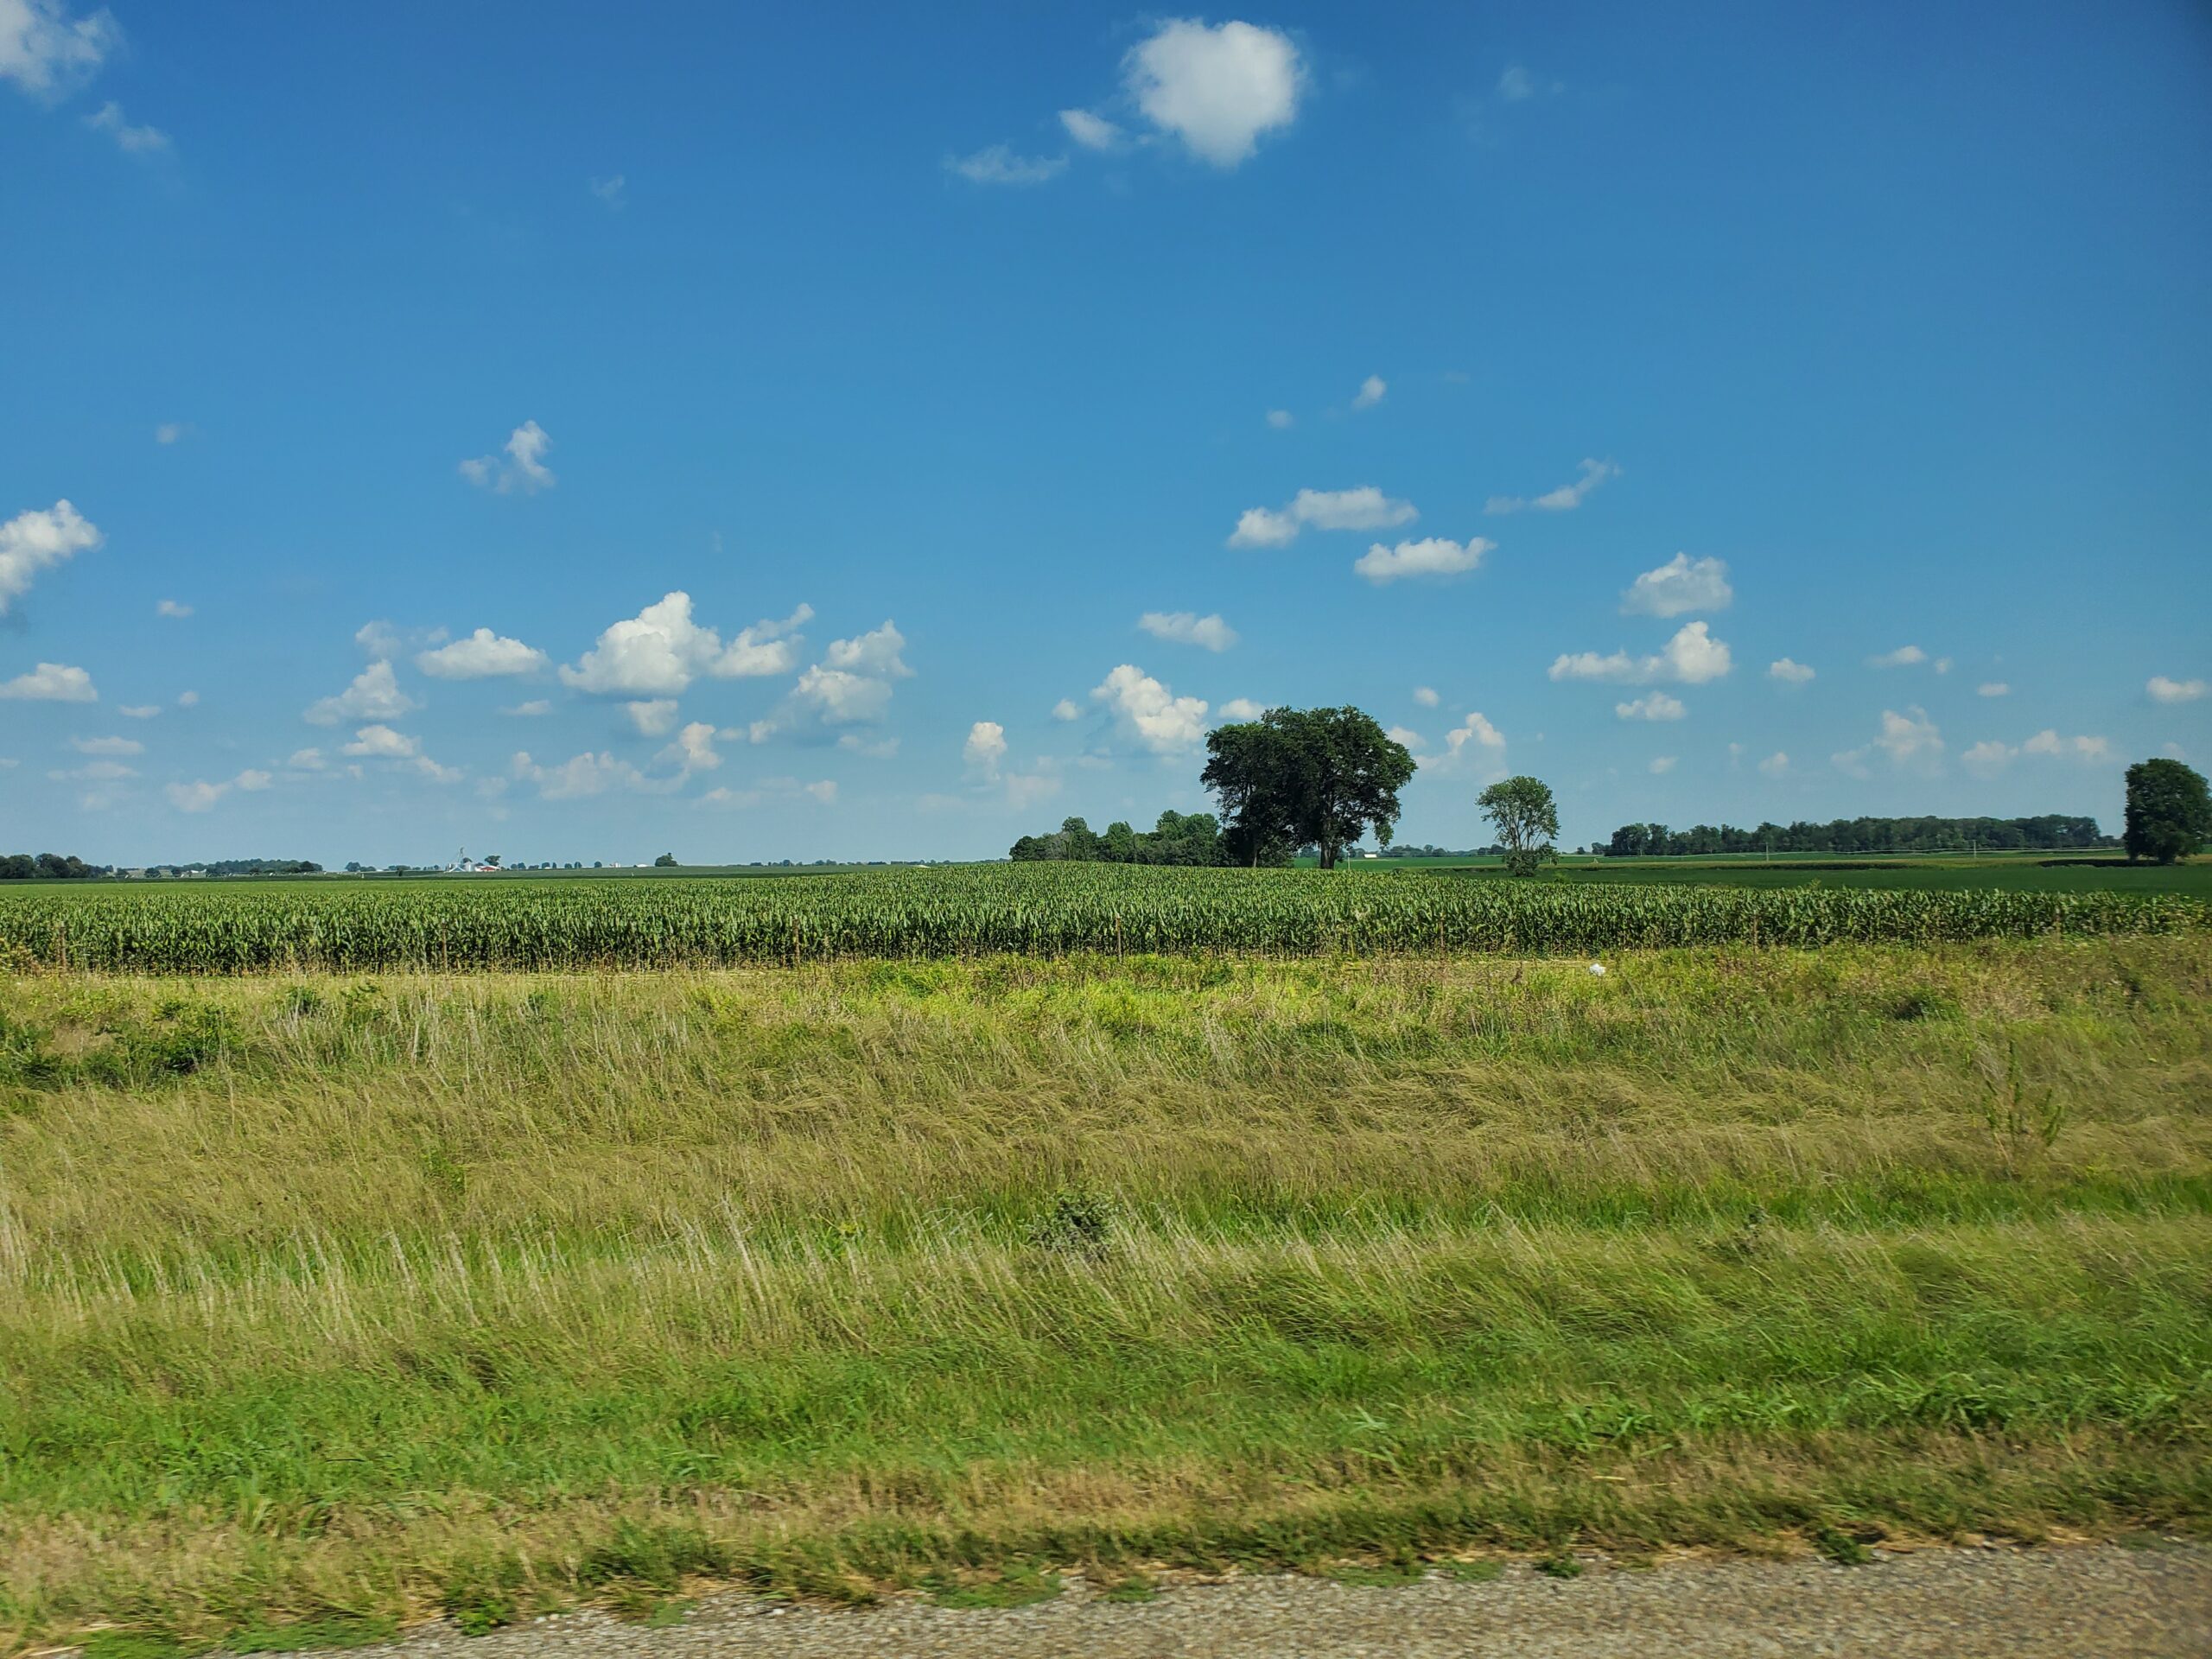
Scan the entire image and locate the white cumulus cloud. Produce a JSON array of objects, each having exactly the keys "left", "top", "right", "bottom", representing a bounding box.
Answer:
[
  {"left": 0, "top": 499, "right": 100, "bottom": 614},
  {"left": 512, "top": 750, "right": 658, "bottom": 801},
  {"left": 0, "top": 0, "right": 118, "bottom": 98},
  {"left": 1615, "top": 693, "right": 1686, "bottom": 721},
  {"left": 963, "top": 720, "right": 1007, "bottom": 781},
  {"left": 69, "top": 734, "right": 140, "bottom": 755},
  {"left": 416, "top": 627, "right": 547, "bottom": 679},
  {"left": 1758, "top": 751, "right": 1790, "bottom": 779},
  {"left": 1622, "top": 553, "right": 1732, "bottom": 617},
  {"left": 156, "top": 597, "right": 191, "bottom": 618},
  {"left": 1866, "top": 645, "right": 1929, "bottom": 669},
  {"left": 1978, "top": 682, "right": 2010, "bottom": 698},
  {"left": 1351, "top": 374, "right": 1386, "bottom": 410},
  {"left": 1769, "top": 658, "right": 1815, "bottom": 685},
  {"left": 1265, "top": 409, "right": 1294, "bottom": 429},
  {"left": 341, "top": 724, "right": 418, "bottom": 759},
  {"left": 1446, "top": 711, "right": 1505, "bottom": 757},
  {"left": 753, "top": 620, "right": 913, "bottom": 738},
  {"left": 2148, "top": 675, "right": 2206, "bottom": 704},
  {"left": 2021, "top": 728, "right": 2112, "bottom": 761},
  {"left": 1834, "top": 706, "right": 1943, "bottom": 779},
  {"left": 1413, "top": 686, "right": 1440, "bottom": 708},
  {"left": 1487, "top": 458, "right": 1618, "bottom": 515},
  {"left": 1649, "top": 755, "right": 1677, "bottom": 775},
  {"left": 459, "top": 420, "right": 556, "bottom": 493},
  {"left": 1550, "top": 621, "right": 1732, "bottom": 686},
  {"left": 560, "top": 594, "right": 810, "bottom": 696},
  {"left": 663, "top": 721, "right": 722, "bottom": 774},
  {"left": 1217, "top": 697, "right": 1266, "bottom": 721},
  {"left": 1092, "top": 664, "right": 1207, "bottom": 753},
  {"left": 1354, "top": 536, "right": 1490, "bottom": 584},
  {"left": 1230, "top": 486, "right": 1417, "bottom": 548},
  {"left": 1051, "top": 697, "right": 1082, "bottom": 721},
  {"left": 0, "top": 661, "right": 96, "bottom": 701},
  {"left": 625, "top": 698, "right": 678, "bottom": 736},
  {"left": 162, "top": 767, "right": 279, "bottom": 815},
  {"left": 1962, "top": 740, "right": 2014, "bottom": 779},
  {"left": 1139, "top": 610, "right": 1238, "bottom": 651},
  {"left": 305, "top": 660, "right": 417, "bottom": 727},
  {"left": 1122, "top": 17, "right": 1300, "bottom": 168}
]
